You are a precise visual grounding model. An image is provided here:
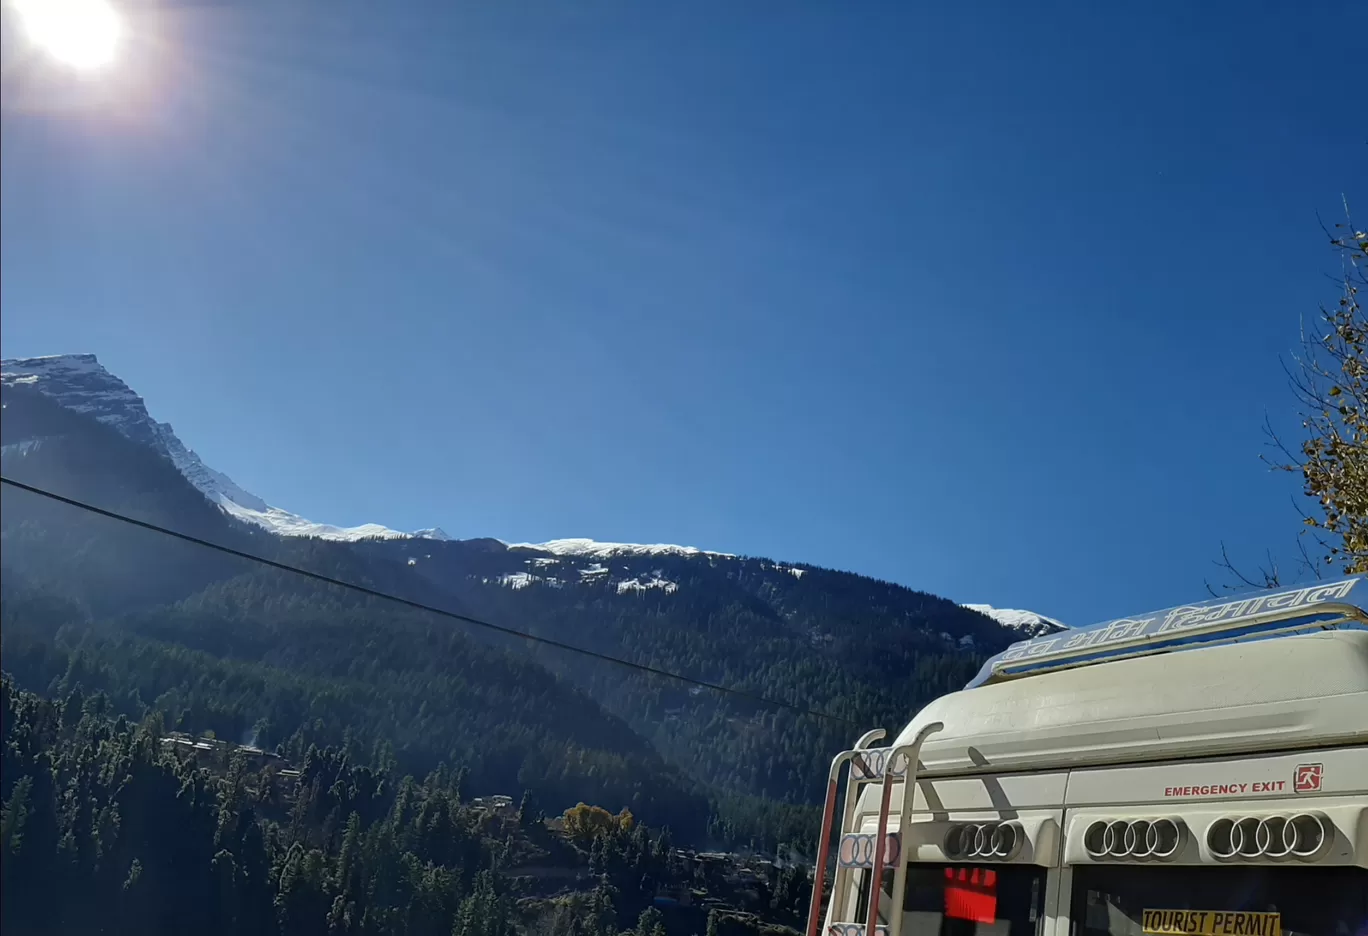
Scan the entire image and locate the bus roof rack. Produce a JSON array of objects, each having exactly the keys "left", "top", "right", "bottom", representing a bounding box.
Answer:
[{"left": 967, "top": 575, "right": 1368, "bottom": 689}]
